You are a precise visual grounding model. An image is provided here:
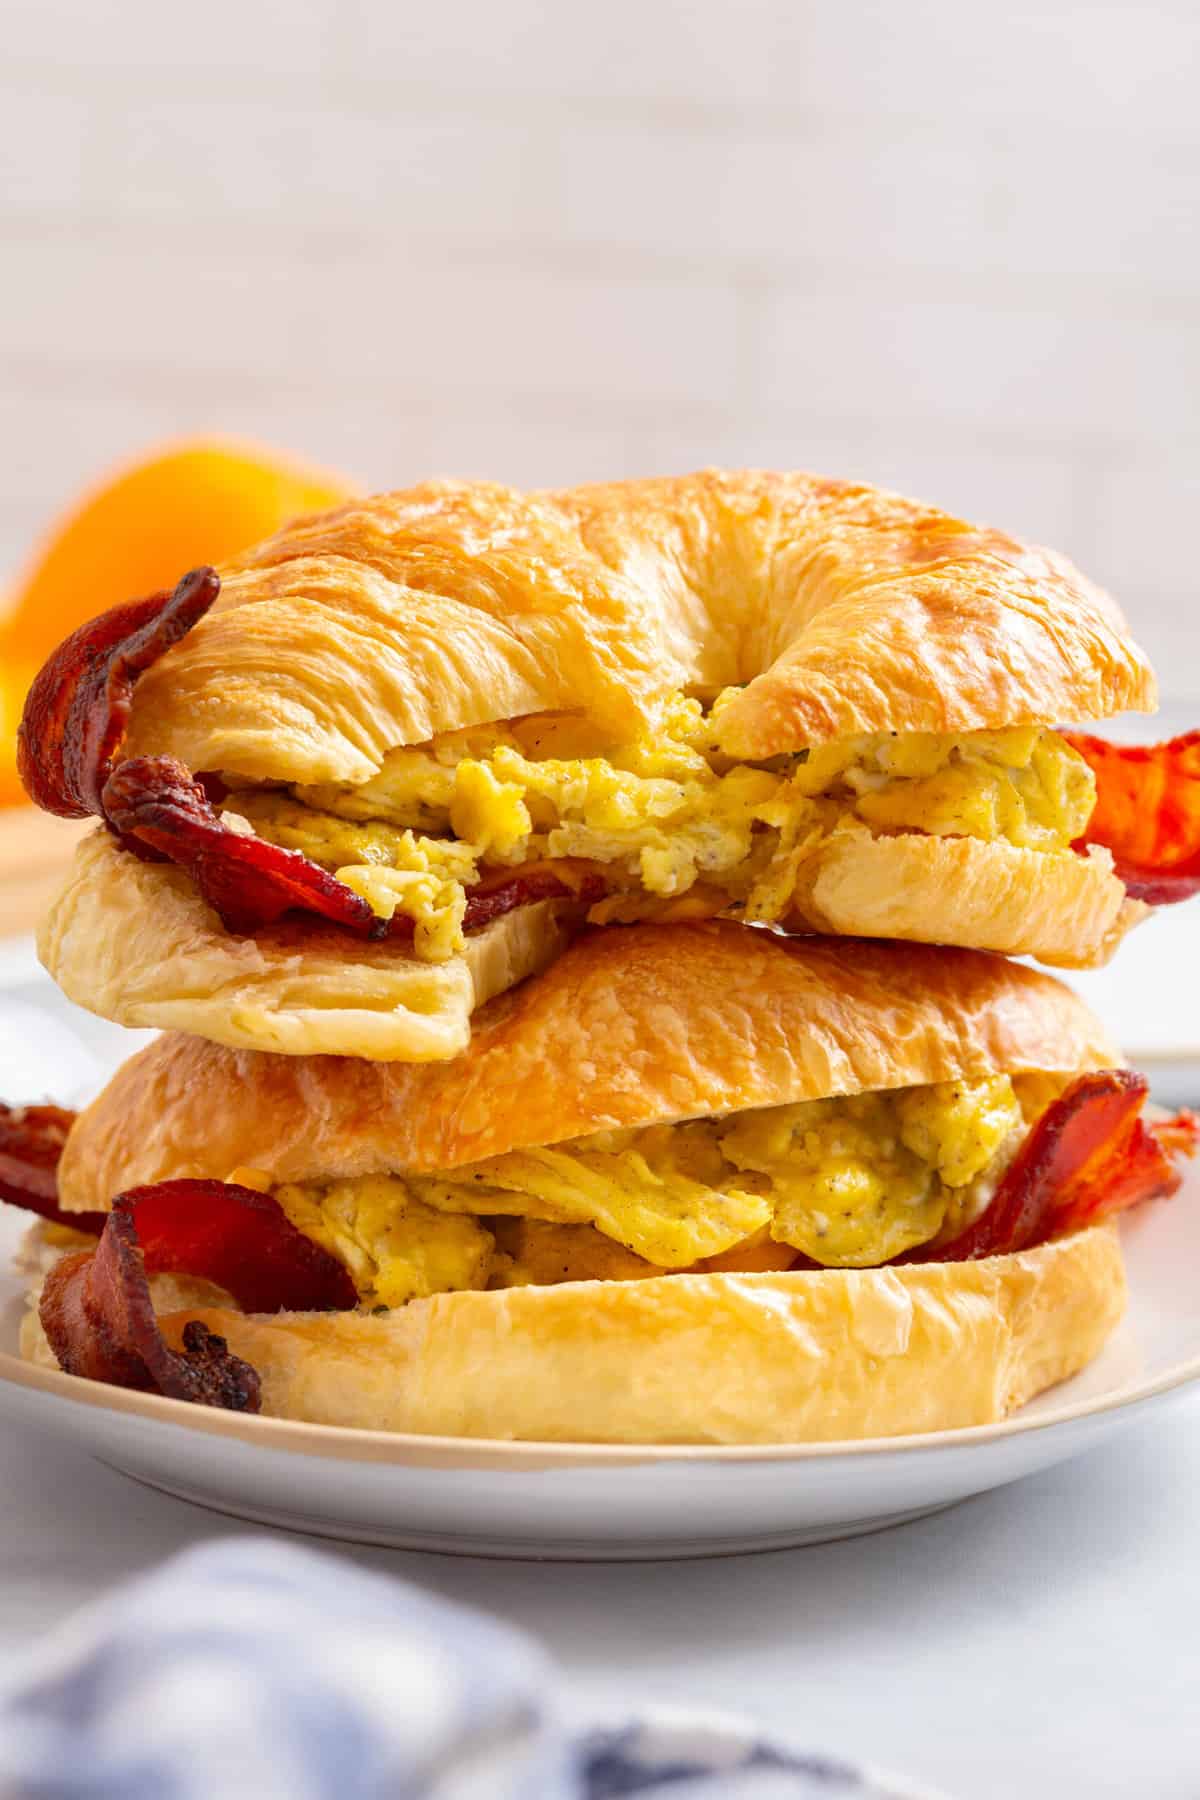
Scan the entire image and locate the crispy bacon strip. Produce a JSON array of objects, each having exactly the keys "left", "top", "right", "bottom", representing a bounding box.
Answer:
[
  {"left": 109, "top": 1180, "right": 359, "bottom": 1313},
  {"left": 18, "top": 571, "right": 604, "bottom": 939},
  {"left": 0, "top": 1102, "right": 107, "bottom": 1234},
  {"left": 41, "top": 1225, "right": 261, "bottom": 1409},
  {"left": 17, "top": 567, "right": 220, "bottom": 818},
  {"left": 102, "top": 757, "right": 385, "bottom": 938},
  {"left": 1068, "top": 730, "right": 1200, "bottom": 903},
  {"left": 14, "top": 569, "right": 386, "bottom": 936},
  {"left": 901, "top": 1070, "right": 1197, "bottom": 1264},
  {"left": 36, "top": 1180, "right": 358, "bottom": 1411},
  {"left": 104, "top": 758, "right": 605, "bottom": 939},
  {"left": 0, "top": 1118, "right": 357, "bottom": 1409},
  {"left": 461, "top": 863, "right": 609, "bottom": 933}
]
